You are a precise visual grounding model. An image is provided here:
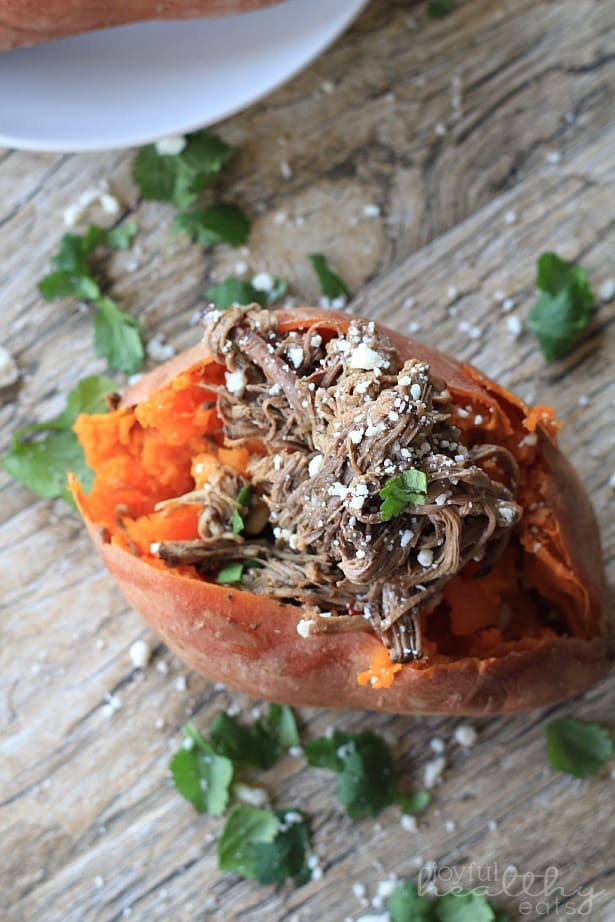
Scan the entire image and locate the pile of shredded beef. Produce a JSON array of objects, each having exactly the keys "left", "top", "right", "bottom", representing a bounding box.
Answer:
[{"left": 156, "top": 306, "right": 522, "bottom": 663}]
